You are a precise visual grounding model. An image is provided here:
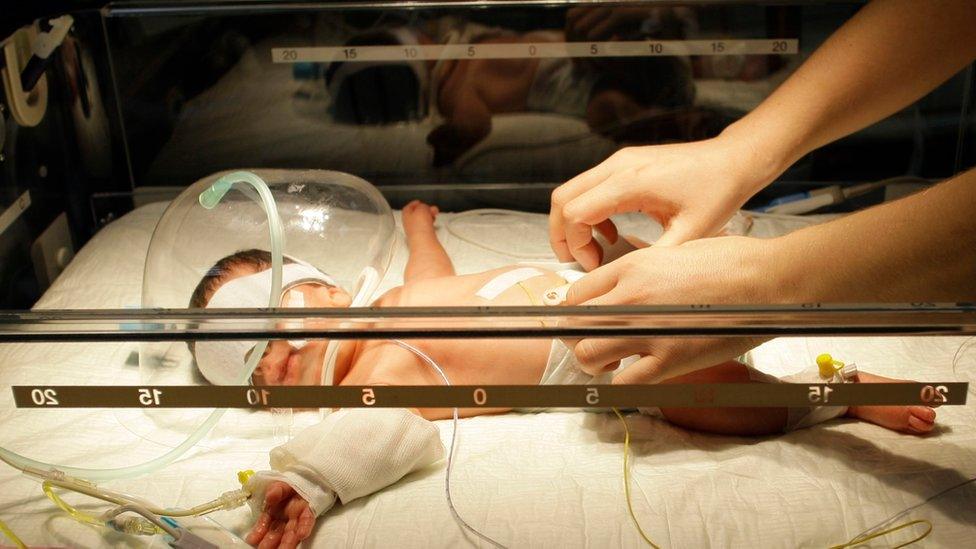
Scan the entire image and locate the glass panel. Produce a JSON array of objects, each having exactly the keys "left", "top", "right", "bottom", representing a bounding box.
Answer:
[{"left": 101, "top": 1, "right": 967, "bottom": 191}]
